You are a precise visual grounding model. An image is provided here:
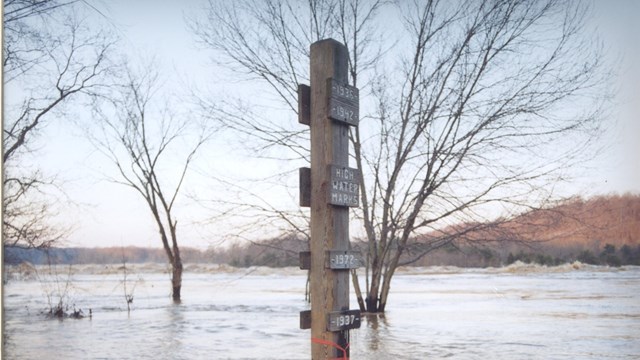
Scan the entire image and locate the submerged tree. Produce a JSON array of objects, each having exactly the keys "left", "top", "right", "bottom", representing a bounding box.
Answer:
[
  {"left": 3, "top": 0, "right": 116, "bottom": 248},
  {"left": 90, "top": 67, "right": 212, "bottom": 302},
  {"left": 191, "top": 0, "right": 610, "bottom": 312}
]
